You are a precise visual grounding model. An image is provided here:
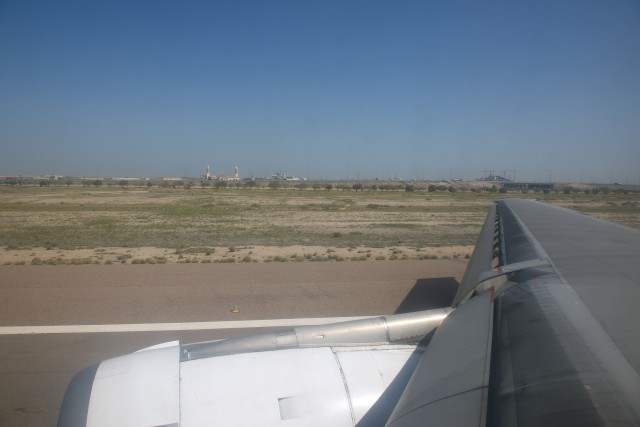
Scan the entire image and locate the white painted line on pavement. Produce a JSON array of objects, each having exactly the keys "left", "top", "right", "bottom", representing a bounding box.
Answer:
[{"left": 0, "top": 316, "right": 376, "bottom": 335}]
